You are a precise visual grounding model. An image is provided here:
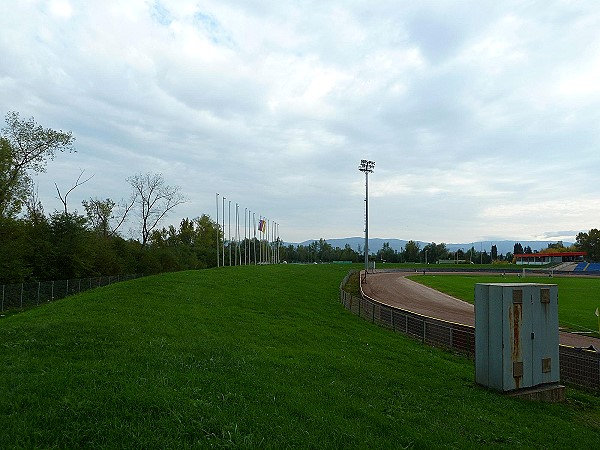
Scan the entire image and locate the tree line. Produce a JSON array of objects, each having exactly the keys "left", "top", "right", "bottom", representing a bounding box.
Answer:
[
  {"left": 2, "top": 111, "right": 599, "bottom": 284},
  {"left": 0, "top": 112, "right": 217, "bottom": 283}
]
